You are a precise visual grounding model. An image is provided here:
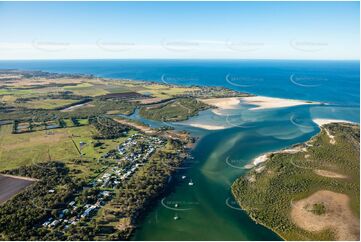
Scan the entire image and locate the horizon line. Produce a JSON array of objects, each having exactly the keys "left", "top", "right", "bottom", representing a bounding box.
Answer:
[{"left": 0, "top": 58, "right": 359, "bottom": 62}]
